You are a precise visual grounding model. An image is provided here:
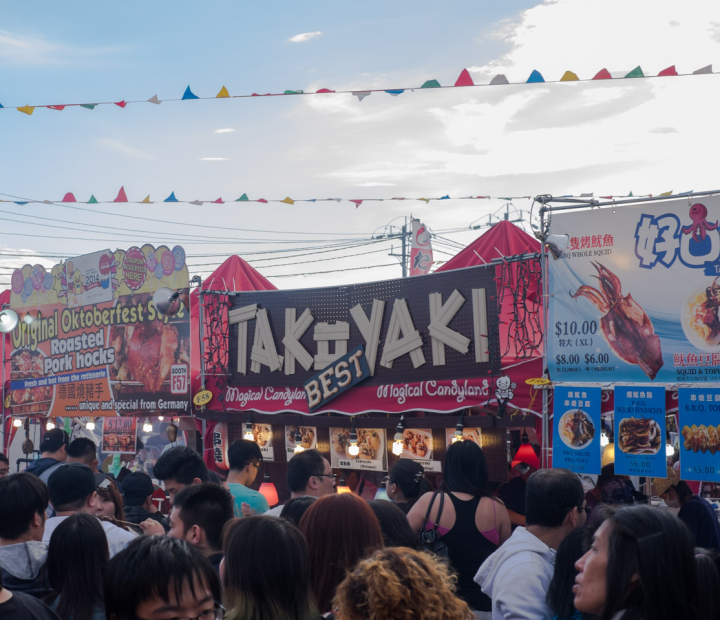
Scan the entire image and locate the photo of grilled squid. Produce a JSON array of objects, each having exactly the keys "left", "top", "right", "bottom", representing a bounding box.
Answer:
[
  {"left": 618, "top": 417, "right": 662, "bottom": 455},
  {"left": 682, "top": 424, "right": 720, "bottom": 454}
]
